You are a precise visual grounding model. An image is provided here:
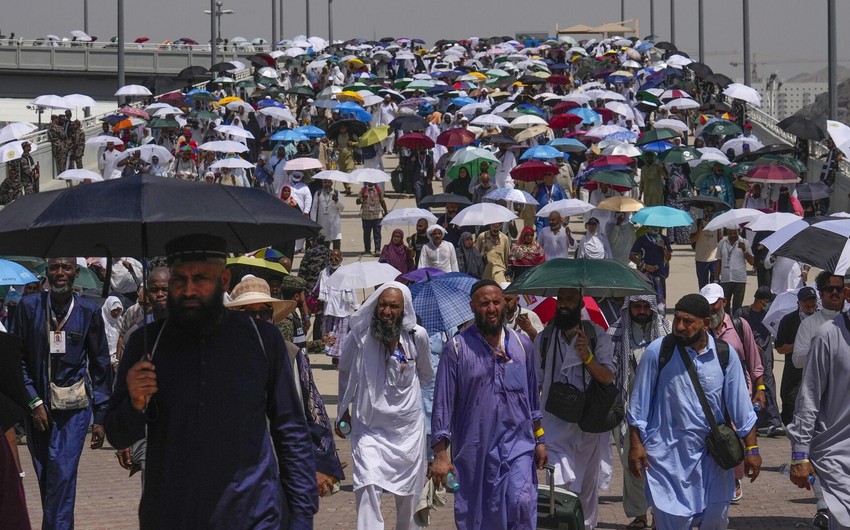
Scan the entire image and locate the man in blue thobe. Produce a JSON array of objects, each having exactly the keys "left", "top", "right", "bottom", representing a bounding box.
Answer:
[
  {"left": 105, "top": 234, "right": 318, "bottom": 529},
  {"left": 431, "top": 280, "right": 547, "bottom": 530},
  {"left": 627, "top": 294, "right": 760, "bottom": 529},
  {"left": 11, "top": 257, "right": 113, "bottom": 529}
]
